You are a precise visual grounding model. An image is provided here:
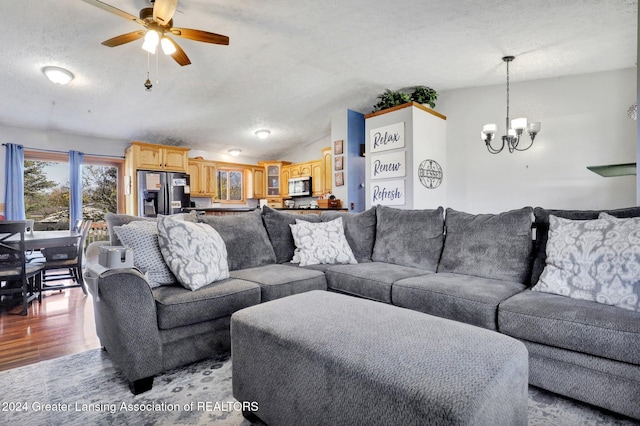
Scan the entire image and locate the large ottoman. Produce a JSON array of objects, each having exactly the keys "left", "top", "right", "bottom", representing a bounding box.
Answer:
[{"left": 231, "top": 290, "right": 528, "bottom": 426}]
